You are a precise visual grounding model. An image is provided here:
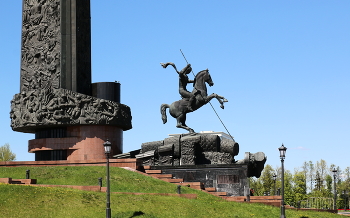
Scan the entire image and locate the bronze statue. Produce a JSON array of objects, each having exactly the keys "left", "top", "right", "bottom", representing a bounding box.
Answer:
[
  {"left": 161, "top": 62, "right": 199, "bottom": 112},
  {"left": 160, "top": 63, "right": 228, "bottom": 133}
]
